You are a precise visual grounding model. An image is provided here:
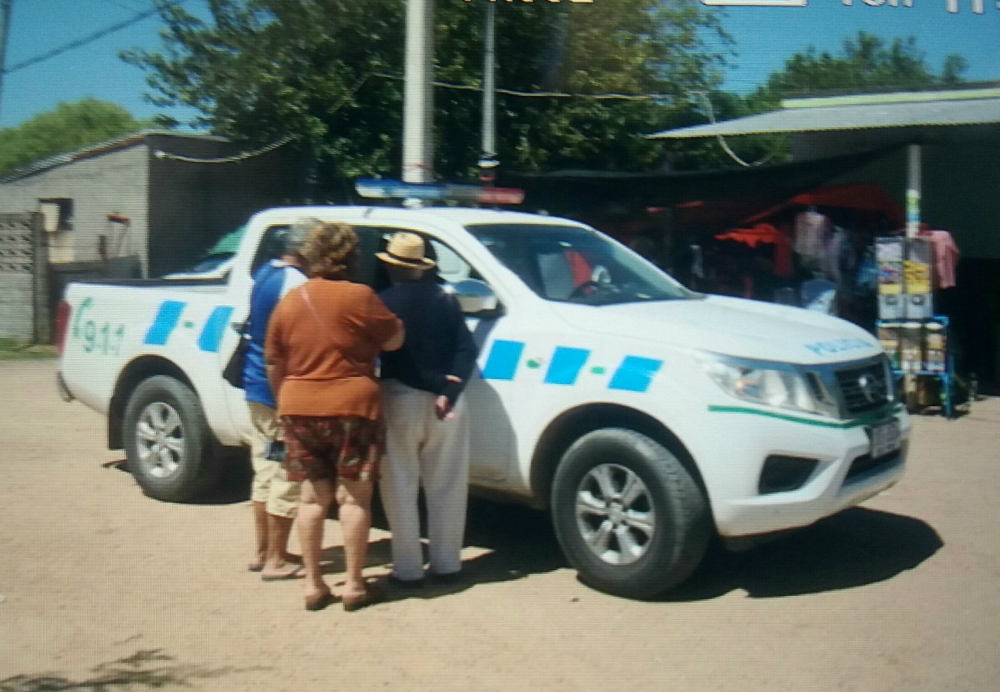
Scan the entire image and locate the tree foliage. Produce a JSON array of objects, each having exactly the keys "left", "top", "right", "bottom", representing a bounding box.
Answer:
[
  {"left": 122, "top": 0, "right": 731, "bottom": 184},
  {"left": 0, "top": 99, "right": 148, "bottom": 176},
  {"left": 698, "top": 31, "right": 973, "bottom": 167},
  {"left": 747, "top": 31, "right": 969, "bottom": 111}
]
